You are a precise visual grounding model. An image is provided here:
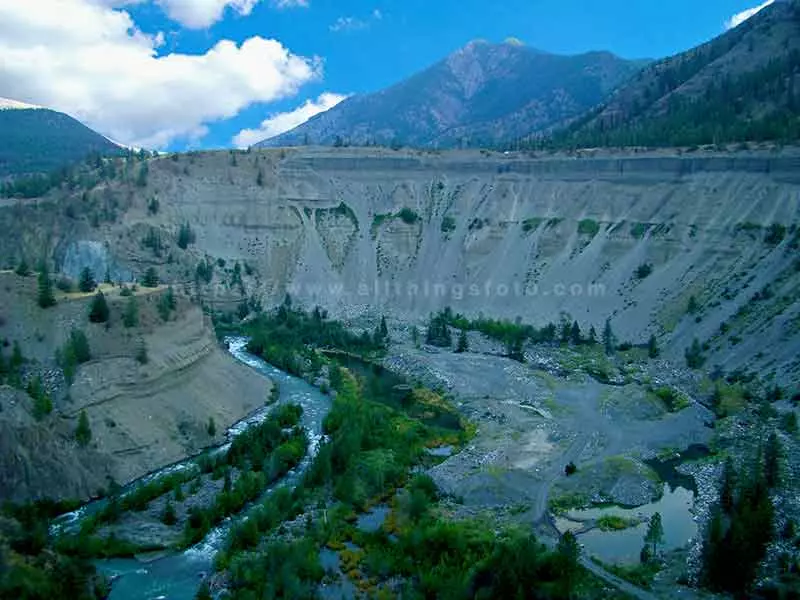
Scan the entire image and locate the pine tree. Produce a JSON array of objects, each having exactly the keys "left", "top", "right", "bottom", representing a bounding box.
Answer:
[
  {"left": 379, "top": 316, "right": 389, "bottom": 340},
  {"left": 587, "top": 326, "right": 598, "bottom": 345},
  {"left": 207, "top": 417, "right": 217, "bottom": 437},
  {"left": 75, "top": 410, "right": 92, "bottom": 446},
  {"left": 89, "top": 291, "right": 110, "bottom": 323},
  {"left": 78, "top": 266, "right": 96, "bottom": 293},
  {"left": 456, "top": 329, "right": 469, "bottom": 353},
  {"left": 123, "top": 296, "right": 139, "bottom": 328},
  {"left": 603, "top": 318, "right": 615, "bottom": 356},
  {"left": 556, "top": 530, "right": 581, "bottom": 590},
  {"left": 15, "top": 258, "right": 30, "bottom": 276},
  {"left": 645, "top": 512, "right": 664, "bottom": 556},
  {"left": 256, "top": 169, "right": 264, "bottom": 187},
  {"left": 720, "top": 457, "right": 737, "bottom": 514},
  {"left": 161, "top": 501, "right": 177, "bottom": 526},
  {"left": 648, "top": 334, "right": 660, "bottom": 358},
  {"left": 570, "top": 321, "right": 582, "bottom": 345},
  {"left": 764, "top": 431, "right": 782, "bottom": 488},
  {"left": 141, "top": 266, "right": 159, "bottom": 288},
  {"left": 37, "top": 266, "right": 56, "bottom": 308}
]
